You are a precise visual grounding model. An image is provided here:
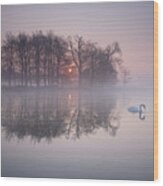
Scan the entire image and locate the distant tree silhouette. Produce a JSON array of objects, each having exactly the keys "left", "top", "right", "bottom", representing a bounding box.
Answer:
[
  {"left": 15, "top": 33, "right": 32, "bottom": 87},
  {"left": 68, "top": 36, "right": 86, "bottom": 87},
  {"left": 32, "top": 31, "right": 45, "bottom": 87},
  {"left": 2, "top": 33, "right": 16, "bottom": 87},
  {"left": 53, "top": 36, "right": 68, "bottom": 86},
  {"left": 1, "top": 31, "right": 126, "bottom": 88}
]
